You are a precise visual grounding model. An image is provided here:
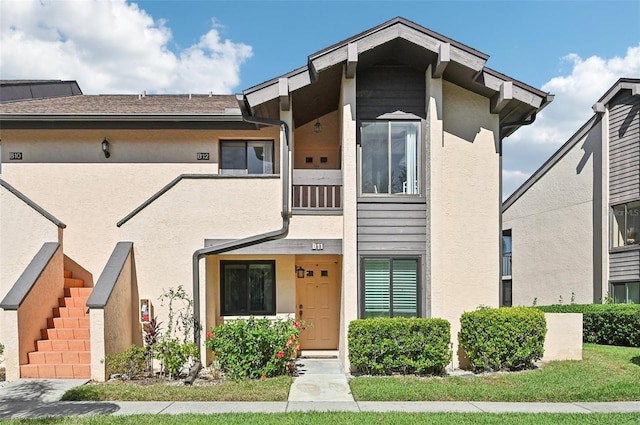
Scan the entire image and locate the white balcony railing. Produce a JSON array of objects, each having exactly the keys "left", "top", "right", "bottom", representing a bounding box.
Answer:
[{"left": 292, "top": 170, "right": 342, "bottom": 210}]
